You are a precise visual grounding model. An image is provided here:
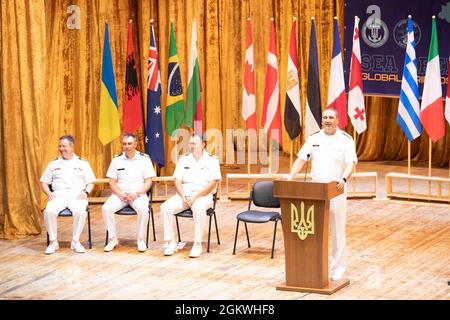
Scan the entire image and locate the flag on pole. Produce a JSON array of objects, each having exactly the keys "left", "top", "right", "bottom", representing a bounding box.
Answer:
[
  {"left": 261, "top": 19, "right": 282, "bottom": 144},
  {"left": 284, "top": 18, "right": 301, "bottom": 140},
  {"left": 166, "top": 22, "right": 184, "bottom": 137},
  {"left": 185, "top": 19, "right": 203, "bottom": 134},
  {"left": 305, "top": 18, "right": 321, "bottom": 138},
  {"left": 348, "top": 16, "right": 367, "bottom": 134},
  {"left": 242, "top": 19, "right": 257, "bottom": 132},
  {"left": 327, "top": 17, "right": 347, "bottom": 129},
  {"left": 445, "top": 56, "right": 450, "bottom": 125},
  {"left": 145, "top": 21, "right": 165, "bottom": 167},
  {"left": 98, "top": 22, "right": 121, "bottom": 145},
  {"left": 397, "top": 16, "right": 422, "bottom": 141},
  {"left": 123, "top": 21, "right": 143, "bottom": 134},
  {"left": 419, "top": 16, "right": 445, "bottom": 143}
]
